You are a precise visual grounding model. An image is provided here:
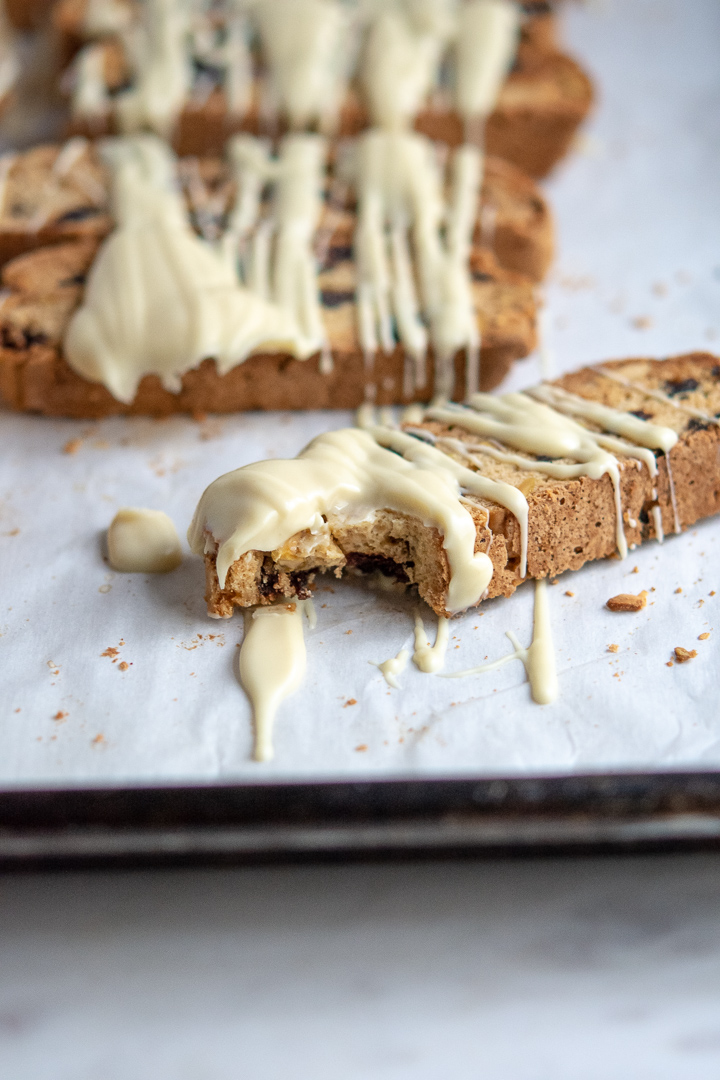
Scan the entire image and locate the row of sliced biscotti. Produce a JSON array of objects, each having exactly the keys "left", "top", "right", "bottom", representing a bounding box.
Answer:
[
  {"left": 196, "top": 353, "right": 720, "bottom": 619},
  {"left": 0, "top": 139, "right": 553, "bottom": 278},
  {"left": 0, "top": 226, "right": 537, "bottom": 418},
  {"left": 58, "top": 2, "right": 592, "bottom": 178}
]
